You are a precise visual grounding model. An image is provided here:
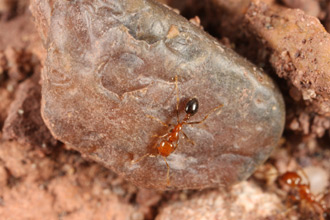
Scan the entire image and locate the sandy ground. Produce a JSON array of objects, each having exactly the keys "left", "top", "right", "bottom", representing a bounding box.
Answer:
[{"left": 0, "top": 0, "right": 329, "bottom": 219}]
